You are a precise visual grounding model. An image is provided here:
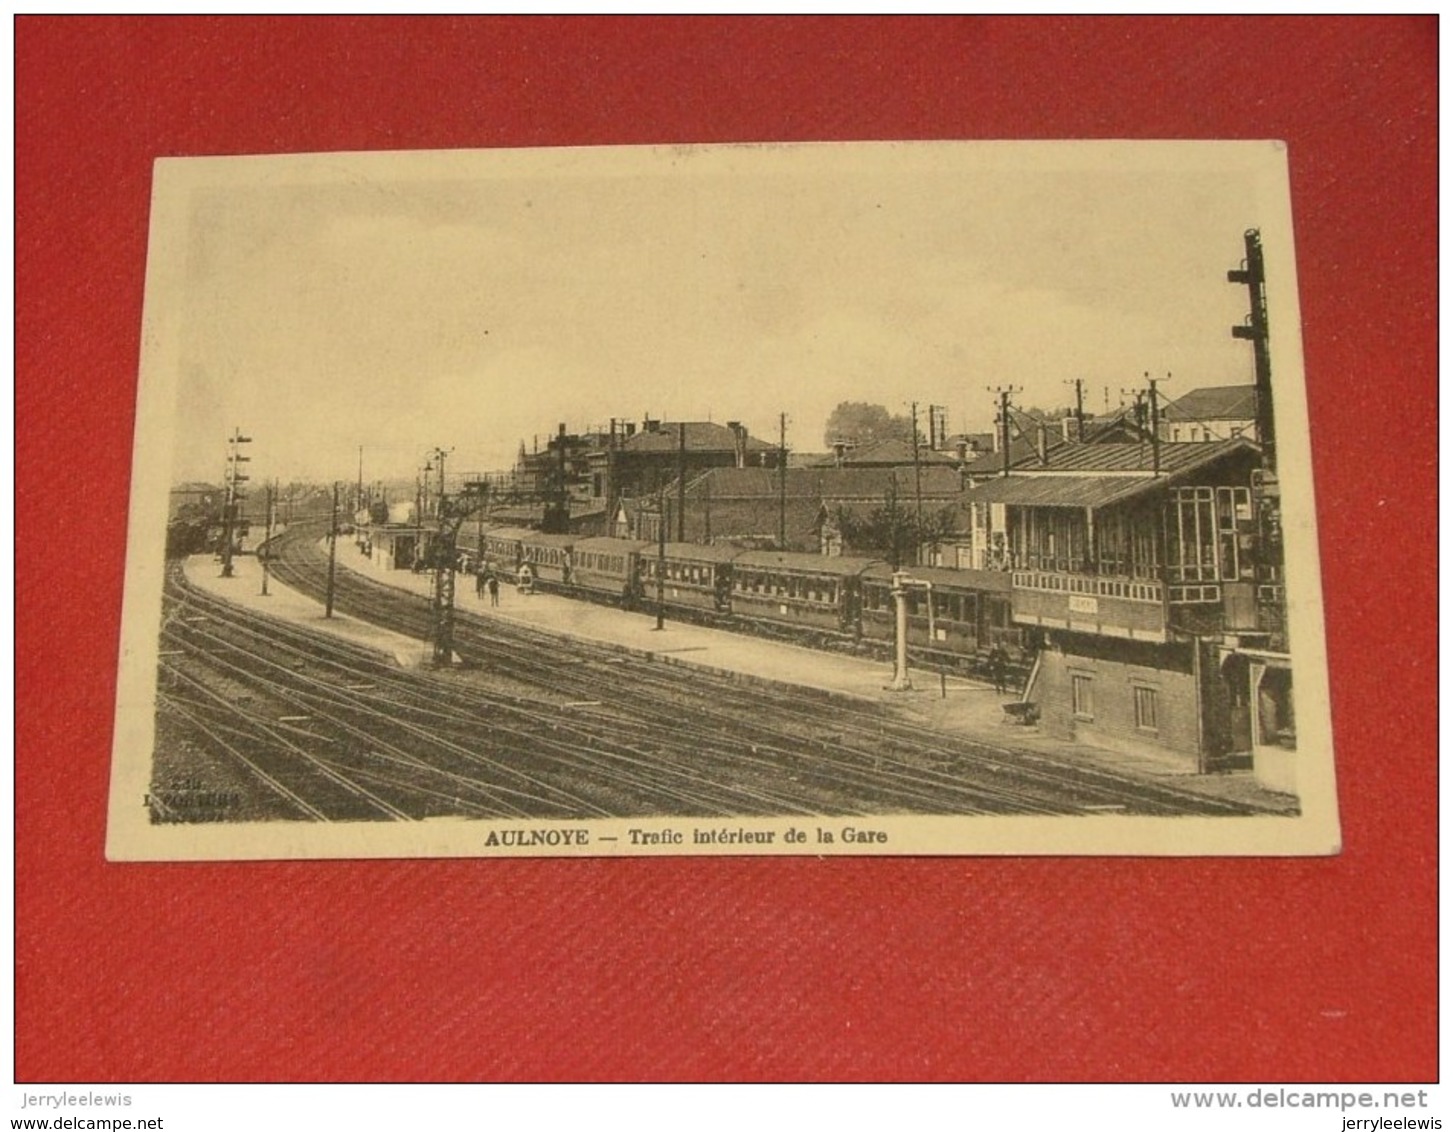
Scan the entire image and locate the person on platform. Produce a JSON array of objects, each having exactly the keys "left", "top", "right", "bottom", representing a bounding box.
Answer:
[
  {"left": 487, "top": 574, "right": 500, "bottom": 607},
  {"left": 988, "top": 644, "right": 1009, "bottom": 695}
]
